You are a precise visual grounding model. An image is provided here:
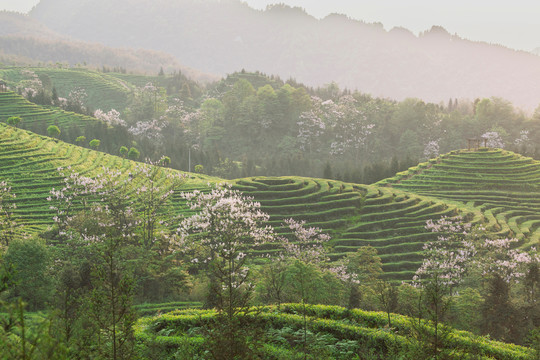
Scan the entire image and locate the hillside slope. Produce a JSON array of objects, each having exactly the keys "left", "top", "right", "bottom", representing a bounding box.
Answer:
[
  {"left": 0, "top": 91, "right": 99, "bottom": 130},
  {"left": 0, "top": 68, "right": 131, "bottom": 112},
  {"left": 379, "top": 148, "right": 540, "bottom": 248},
  {"left": 0, "top": 122, "right": 482, "bottom": 280},
  {"left": 233, "top": 177, "right": 478, "bottom": 280},
  {"left": 0, "top": 123, "right": 214, "bottom": 235}
]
